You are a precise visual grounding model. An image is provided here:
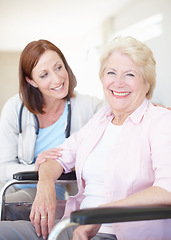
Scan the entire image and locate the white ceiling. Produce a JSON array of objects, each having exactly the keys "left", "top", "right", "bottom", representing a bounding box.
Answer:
[{"left": 0, "top": 0, "right": 134, "bottom": 51}]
